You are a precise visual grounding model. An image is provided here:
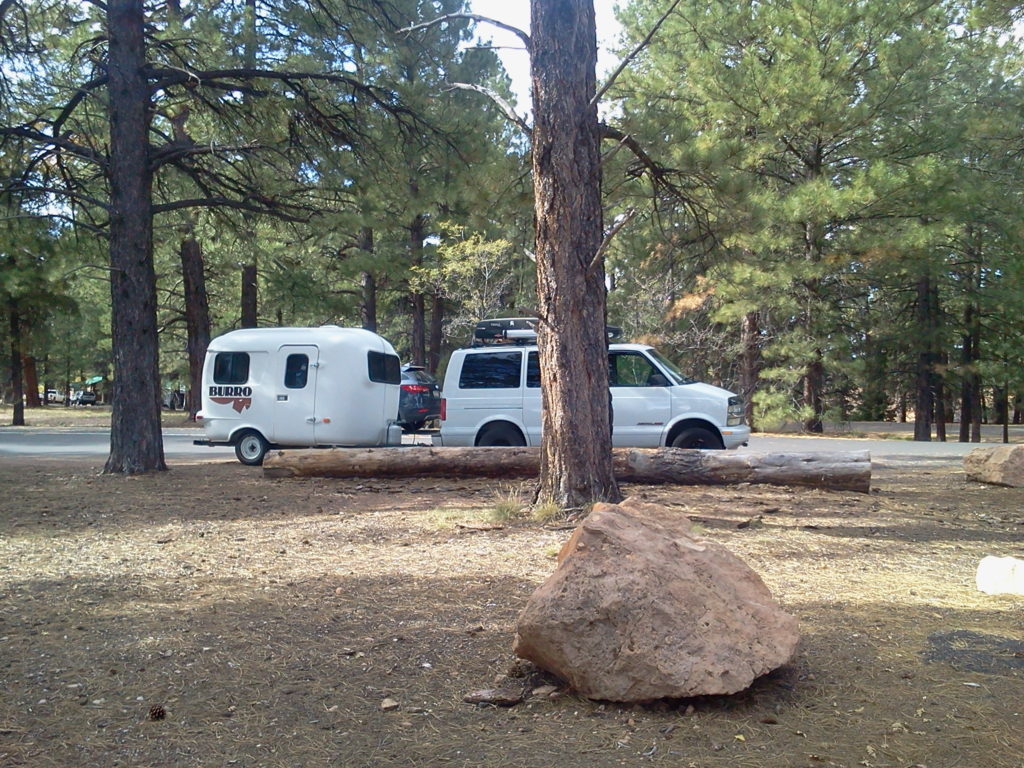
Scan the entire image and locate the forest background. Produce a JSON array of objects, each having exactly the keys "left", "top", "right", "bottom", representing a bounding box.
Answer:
[{"left": 3, "top": 0, "right": 1024, "bottom": 444}]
